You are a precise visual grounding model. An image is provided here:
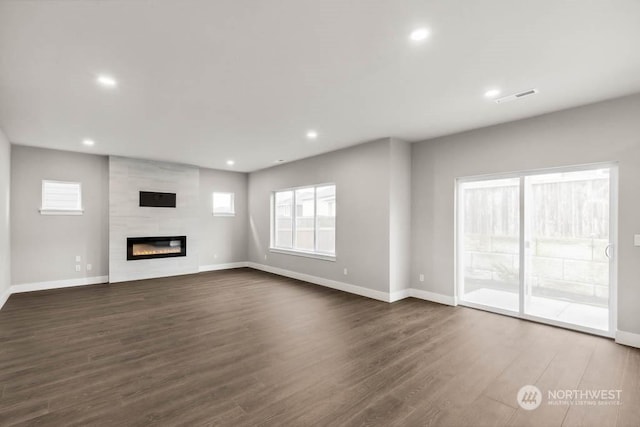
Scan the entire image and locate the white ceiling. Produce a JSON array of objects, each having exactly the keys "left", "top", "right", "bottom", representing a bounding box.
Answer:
[{"left": 1, "top": 0, "right": 639, "bottom": 172}]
